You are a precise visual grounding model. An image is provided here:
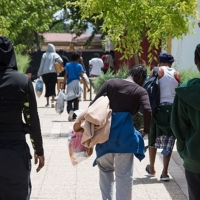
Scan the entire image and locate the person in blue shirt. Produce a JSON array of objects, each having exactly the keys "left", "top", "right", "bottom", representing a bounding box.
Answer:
[{"left": 63, "top": 51, "right": 89, "bottom": 121}]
